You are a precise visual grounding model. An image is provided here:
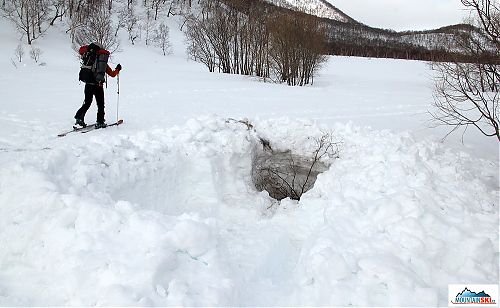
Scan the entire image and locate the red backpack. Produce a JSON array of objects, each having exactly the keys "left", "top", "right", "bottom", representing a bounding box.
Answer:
[{"left": 78, "top": 43, "right": 110, "bottom": 84}]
